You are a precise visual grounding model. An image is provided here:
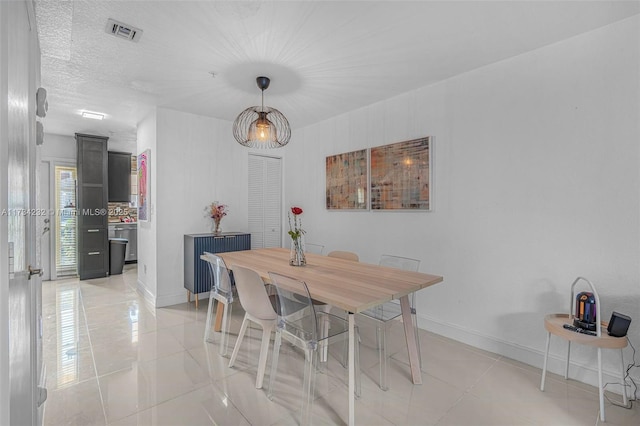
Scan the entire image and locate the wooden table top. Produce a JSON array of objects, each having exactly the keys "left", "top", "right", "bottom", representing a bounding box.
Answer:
[{"left": 217, "top": 248, "right": 444, "bottom": 313}]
